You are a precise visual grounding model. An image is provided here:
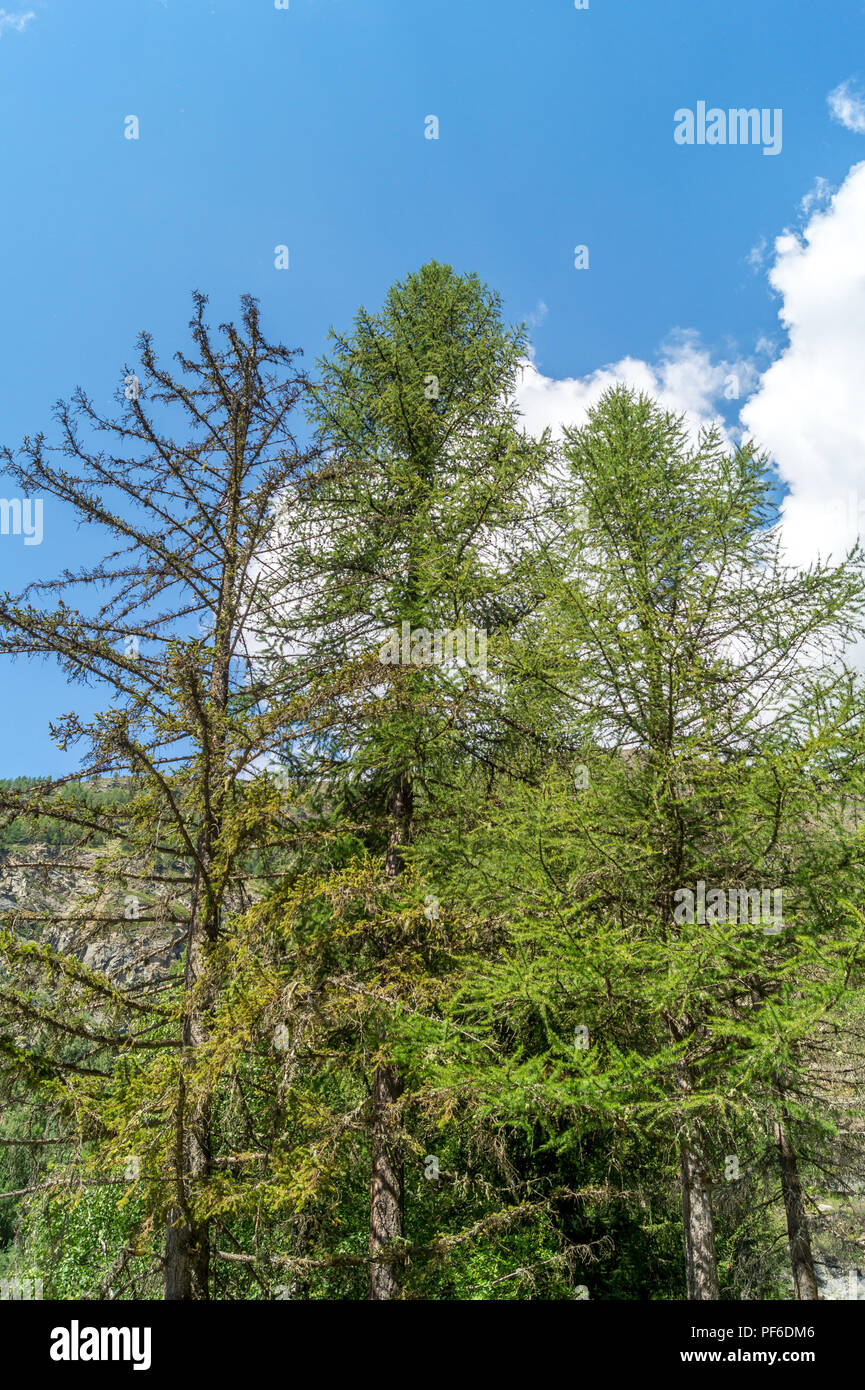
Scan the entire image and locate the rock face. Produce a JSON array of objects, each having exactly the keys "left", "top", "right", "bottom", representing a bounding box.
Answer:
[
  {"left": 814, "top": 1260, "right": 865, "bottom": 1300},
  {"left": 0, "top": 845, "right": 185, "bottom": 985}
]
